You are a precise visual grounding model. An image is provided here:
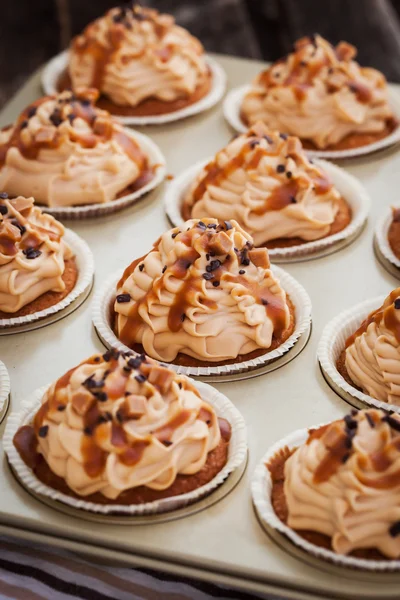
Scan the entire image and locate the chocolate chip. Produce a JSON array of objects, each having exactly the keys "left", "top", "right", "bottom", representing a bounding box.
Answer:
[
  {"left": 249, "top": 139, "right": 259, "bottom": 148},
  {"left": 0, "top": 205, "right": 7, "bottom": 215},
  {"left": 20, "top": 120, "right": 28, "bottom": 129},
  {"left": 261, "top": 299, "right": 268, "bottom": 306},
  {"left": 22, "top": 248, "right": 42, "bottom": 259},
  {"left": 97, "top": 414, "right": 108, "bottom": 424},
  {"left": 209, "top": 251, "right": 216, "bottom": 257},
  {"left": 38, "top": 425, "right": 49, "bottom": 438},
  {"left": 163, "top": 440, "right": 173, "bottom": 447},
  {"left": 212, "top": 281, "right": 220, "bottom": 287},
  {"left": 279, "top": 133, "right": 288, "bottom": 140},
  {"left": 135, "top": 373, "right": 147, "bottom": 383},
  {"left": 365, "top": 412, "right": 375, "bottom": 428},
  {"left": 197, "top": 221, "right": 207, "bottom": 230},
  {"left": 138, "top": 263, "right": 144, "bottom": 271},
  {"left": 276, "top": 164, "right": 285, "bottom": 173},
  {"left": 93, "top": 391, "right": 108, "bottom": 402},
  {"left": 84, "top": 426, "right": 92, "bottom": 436},
  {"left": 171, "top": 231, "right": 180, "bottom": 239},
  {"left": 206, "top": 260, "right": 221, "bottom": 273},
  {"left": 57, "top": 405, "right": 66, "bottom": 411},
  {"left": 300, "top": 60, "right": 307, "bottom": 67},
  {"left": 241, "top": 257, "right": 250, "bottom": 266},
  {"left": 180, "top": 313, "right": 186, "bottom": 322},
  {"left": 27, "top": 106, "right": 37, "bottom": 118},
  {"left": 128, "top": 356, "right": 142, "bottom": 369},
  {"left": 203, "top": 272, "right": 214, "bottom": 280},
  {"left": 389, "top": 521, "right": 400, "bottom": 537},
  {"left": 395, "top": 299, "right": 400, "bottom": 309},
  {"left": 80, "top": 99, "right": 91, "bottom": 106},
  {"left": 68, "top": 114, "right": 76, "bottom": 123},
  {"left": 162, "top": 266, "right": 167, "bottom": 273},
  {"left": 239, "top": 269, "right": 245, "bottom": 275},
  {"left": 224, "top": 221, "right": 232, "bottom": 230},
  {"left": 341, "top": 453, "right": 350, "bottom": 464},
  {"left": 344, "top": 414, "right": 358, "bottom": 430},
  {"left": 83, "top": 375, "right": 103, "bottom": 390},
  {"left": 116, "top": 293, "right": 131, "bottom": 303},
  {"left": 11, "top": 220, "right": 26, "bottom": 235},
  {"left": 286, "top": 171, "right": 292, "bottom": 179},
  {"left": 49, "top": 111, "right": 62, "bottom": 127},
  {"left": 382, "top": 414, "right": 400, "bottom": 432},
  {"left": 290, "top": 196, "right": 297, "bottom": 203},
  {"left": 0, "top": 192, "right": 8, "bottom": 199},
  {"left": 264, "top": 135, "right": 273, "bottom": 143},
  {"left": 178, "top": 382, "right": 182, "bottom": 389},
  {"left": 116, "top": 410, "right": 124, "bottom": 423},
  {"left": 94, "top": 356, "right": 101, "bottom": 363},
  {"left": 207, "top": 224, "right": 217, "bottom": 229}
]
